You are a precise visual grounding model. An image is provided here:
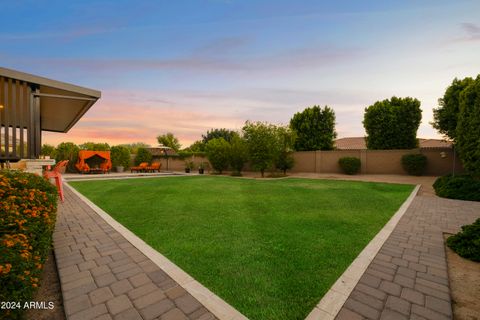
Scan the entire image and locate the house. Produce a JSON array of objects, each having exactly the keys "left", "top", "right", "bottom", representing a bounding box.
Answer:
[{"left": 0, "top": 67, "right": 101, "bottom": 170}]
